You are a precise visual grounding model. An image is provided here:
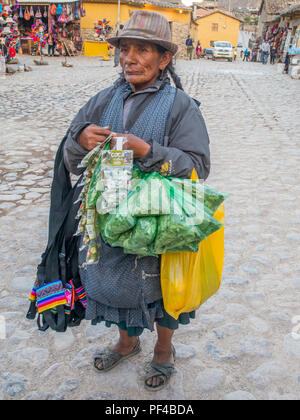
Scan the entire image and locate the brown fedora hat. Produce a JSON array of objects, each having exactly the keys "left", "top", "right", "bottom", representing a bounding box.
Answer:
[{"left": 107, "top": 10, "right": 178, "bottom": 56}]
